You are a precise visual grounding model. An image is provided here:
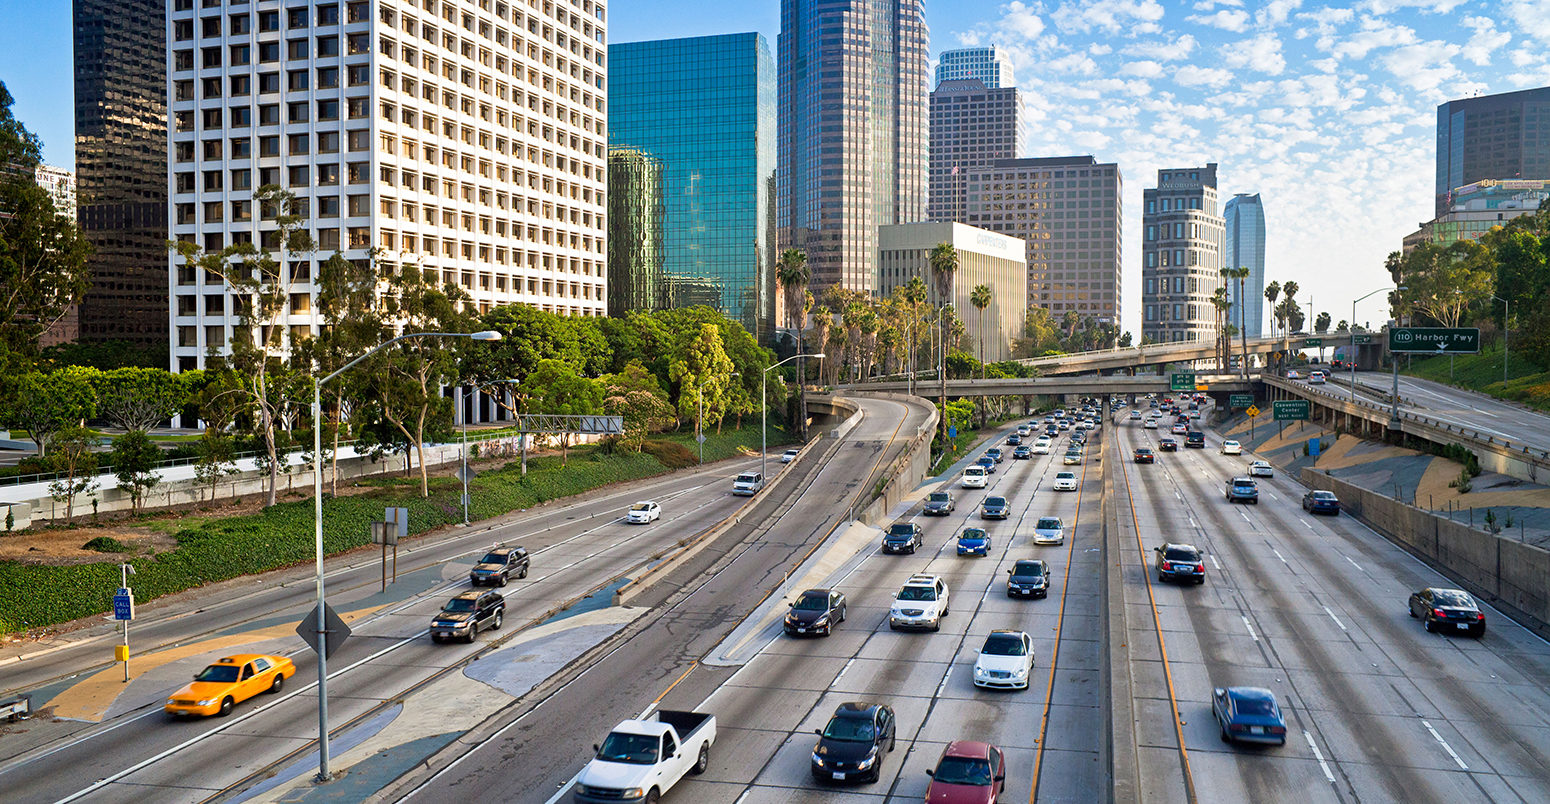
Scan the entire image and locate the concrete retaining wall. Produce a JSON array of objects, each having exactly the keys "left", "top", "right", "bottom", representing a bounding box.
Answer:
[{"left": 1301, "top": 468, "right": 1550, "bottom": 638}]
